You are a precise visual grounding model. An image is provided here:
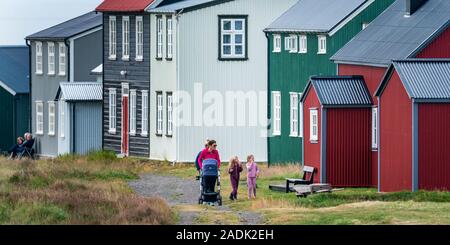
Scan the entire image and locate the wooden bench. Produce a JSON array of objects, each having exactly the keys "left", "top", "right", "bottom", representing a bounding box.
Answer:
[
  {"left": 285, "top": 166, "right": 316, "bottom": 193},
  {"left": 294, "top": 183, "right": 332, "bottom": 197}
]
